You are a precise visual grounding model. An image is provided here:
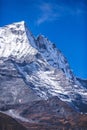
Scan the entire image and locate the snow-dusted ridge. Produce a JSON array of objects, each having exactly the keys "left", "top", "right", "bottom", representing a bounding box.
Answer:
[
  {"left": 0, "top": 21, "right": 37, "bottom": 59},
  {"left": 36, "top": 35, "right": 74, "bottom": 79}
]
